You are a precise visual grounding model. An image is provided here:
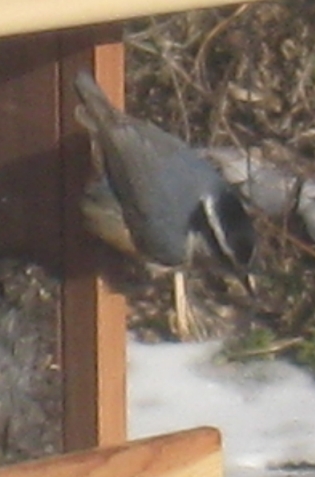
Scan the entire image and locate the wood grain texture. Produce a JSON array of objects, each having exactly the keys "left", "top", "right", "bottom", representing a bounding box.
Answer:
[{"left": 0, "top": 427, "right": 222, "bottom": 477}]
